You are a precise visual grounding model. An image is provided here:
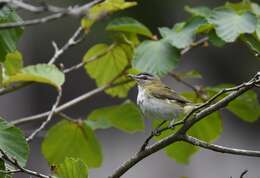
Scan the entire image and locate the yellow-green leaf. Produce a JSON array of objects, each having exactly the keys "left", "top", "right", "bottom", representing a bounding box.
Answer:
[
  {"left": 0, "top": 7, "right": 23, "bottom": 61},
  {"left": 81, "top": 0, "right": 137, "bottom": 30},
  {"left": 42, "top": 120, "right": 102, "bottom": 168},
  {"left": 3, "top": 51, "right": 23, "bottom": 75},
  {"left": 54, "top": 158, "right": 88, "bottom": 178},
  {"left": 83, "top": 43, "right": 134, "bottom": 97},
  {"left": 3, "top": 64, "right": 65, "bottom": 89},
  {"left": 106, "top": 17, "right": 152, "bottom": 37}
]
